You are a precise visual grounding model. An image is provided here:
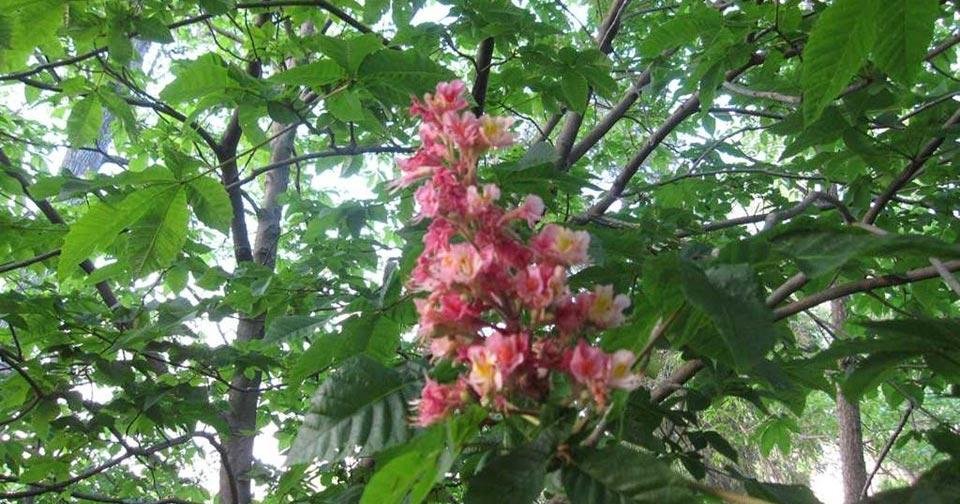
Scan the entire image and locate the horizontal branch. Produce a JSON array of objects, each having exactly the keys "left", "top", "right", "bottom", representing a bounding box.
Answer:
[
  {"left": 721, "top": 82, "right": 800, "bottom": 105},
  {"left": 709, "top": 107, "right": 785, "bottom": 120},
  {"left": 228, "top": 144, "right": 412, "bottom": 189},
  {"left": 0, "top": 0, "right": 380, "bottom": 82}
]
